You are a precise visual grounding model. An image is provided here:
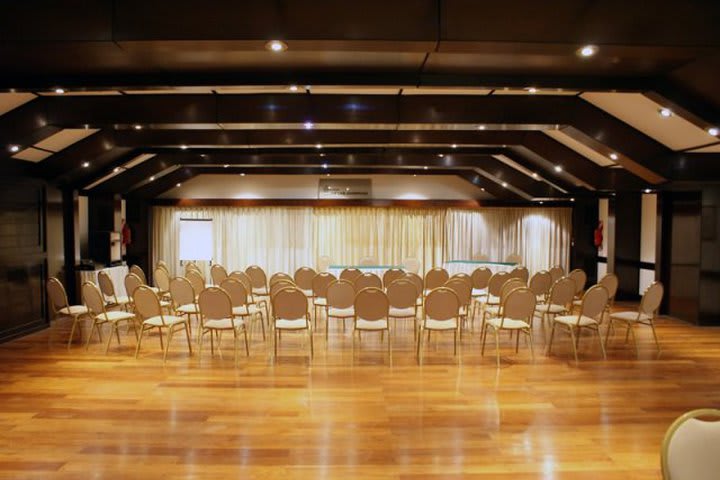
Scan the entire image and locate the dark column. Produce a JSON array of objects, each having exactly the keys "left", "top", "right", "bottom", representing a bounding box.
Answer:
[
  {"left": 614, "top": 192, "right": 642, "bottom": 301},
  {"left": 62, "top": 189, "right": 80, "bottom": 303},
  {"left": 570, "top": 197, "right": 599, "bottom": 285},
  {"left": 125, "top": 198, "right": 152, "bottom": 282}
]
